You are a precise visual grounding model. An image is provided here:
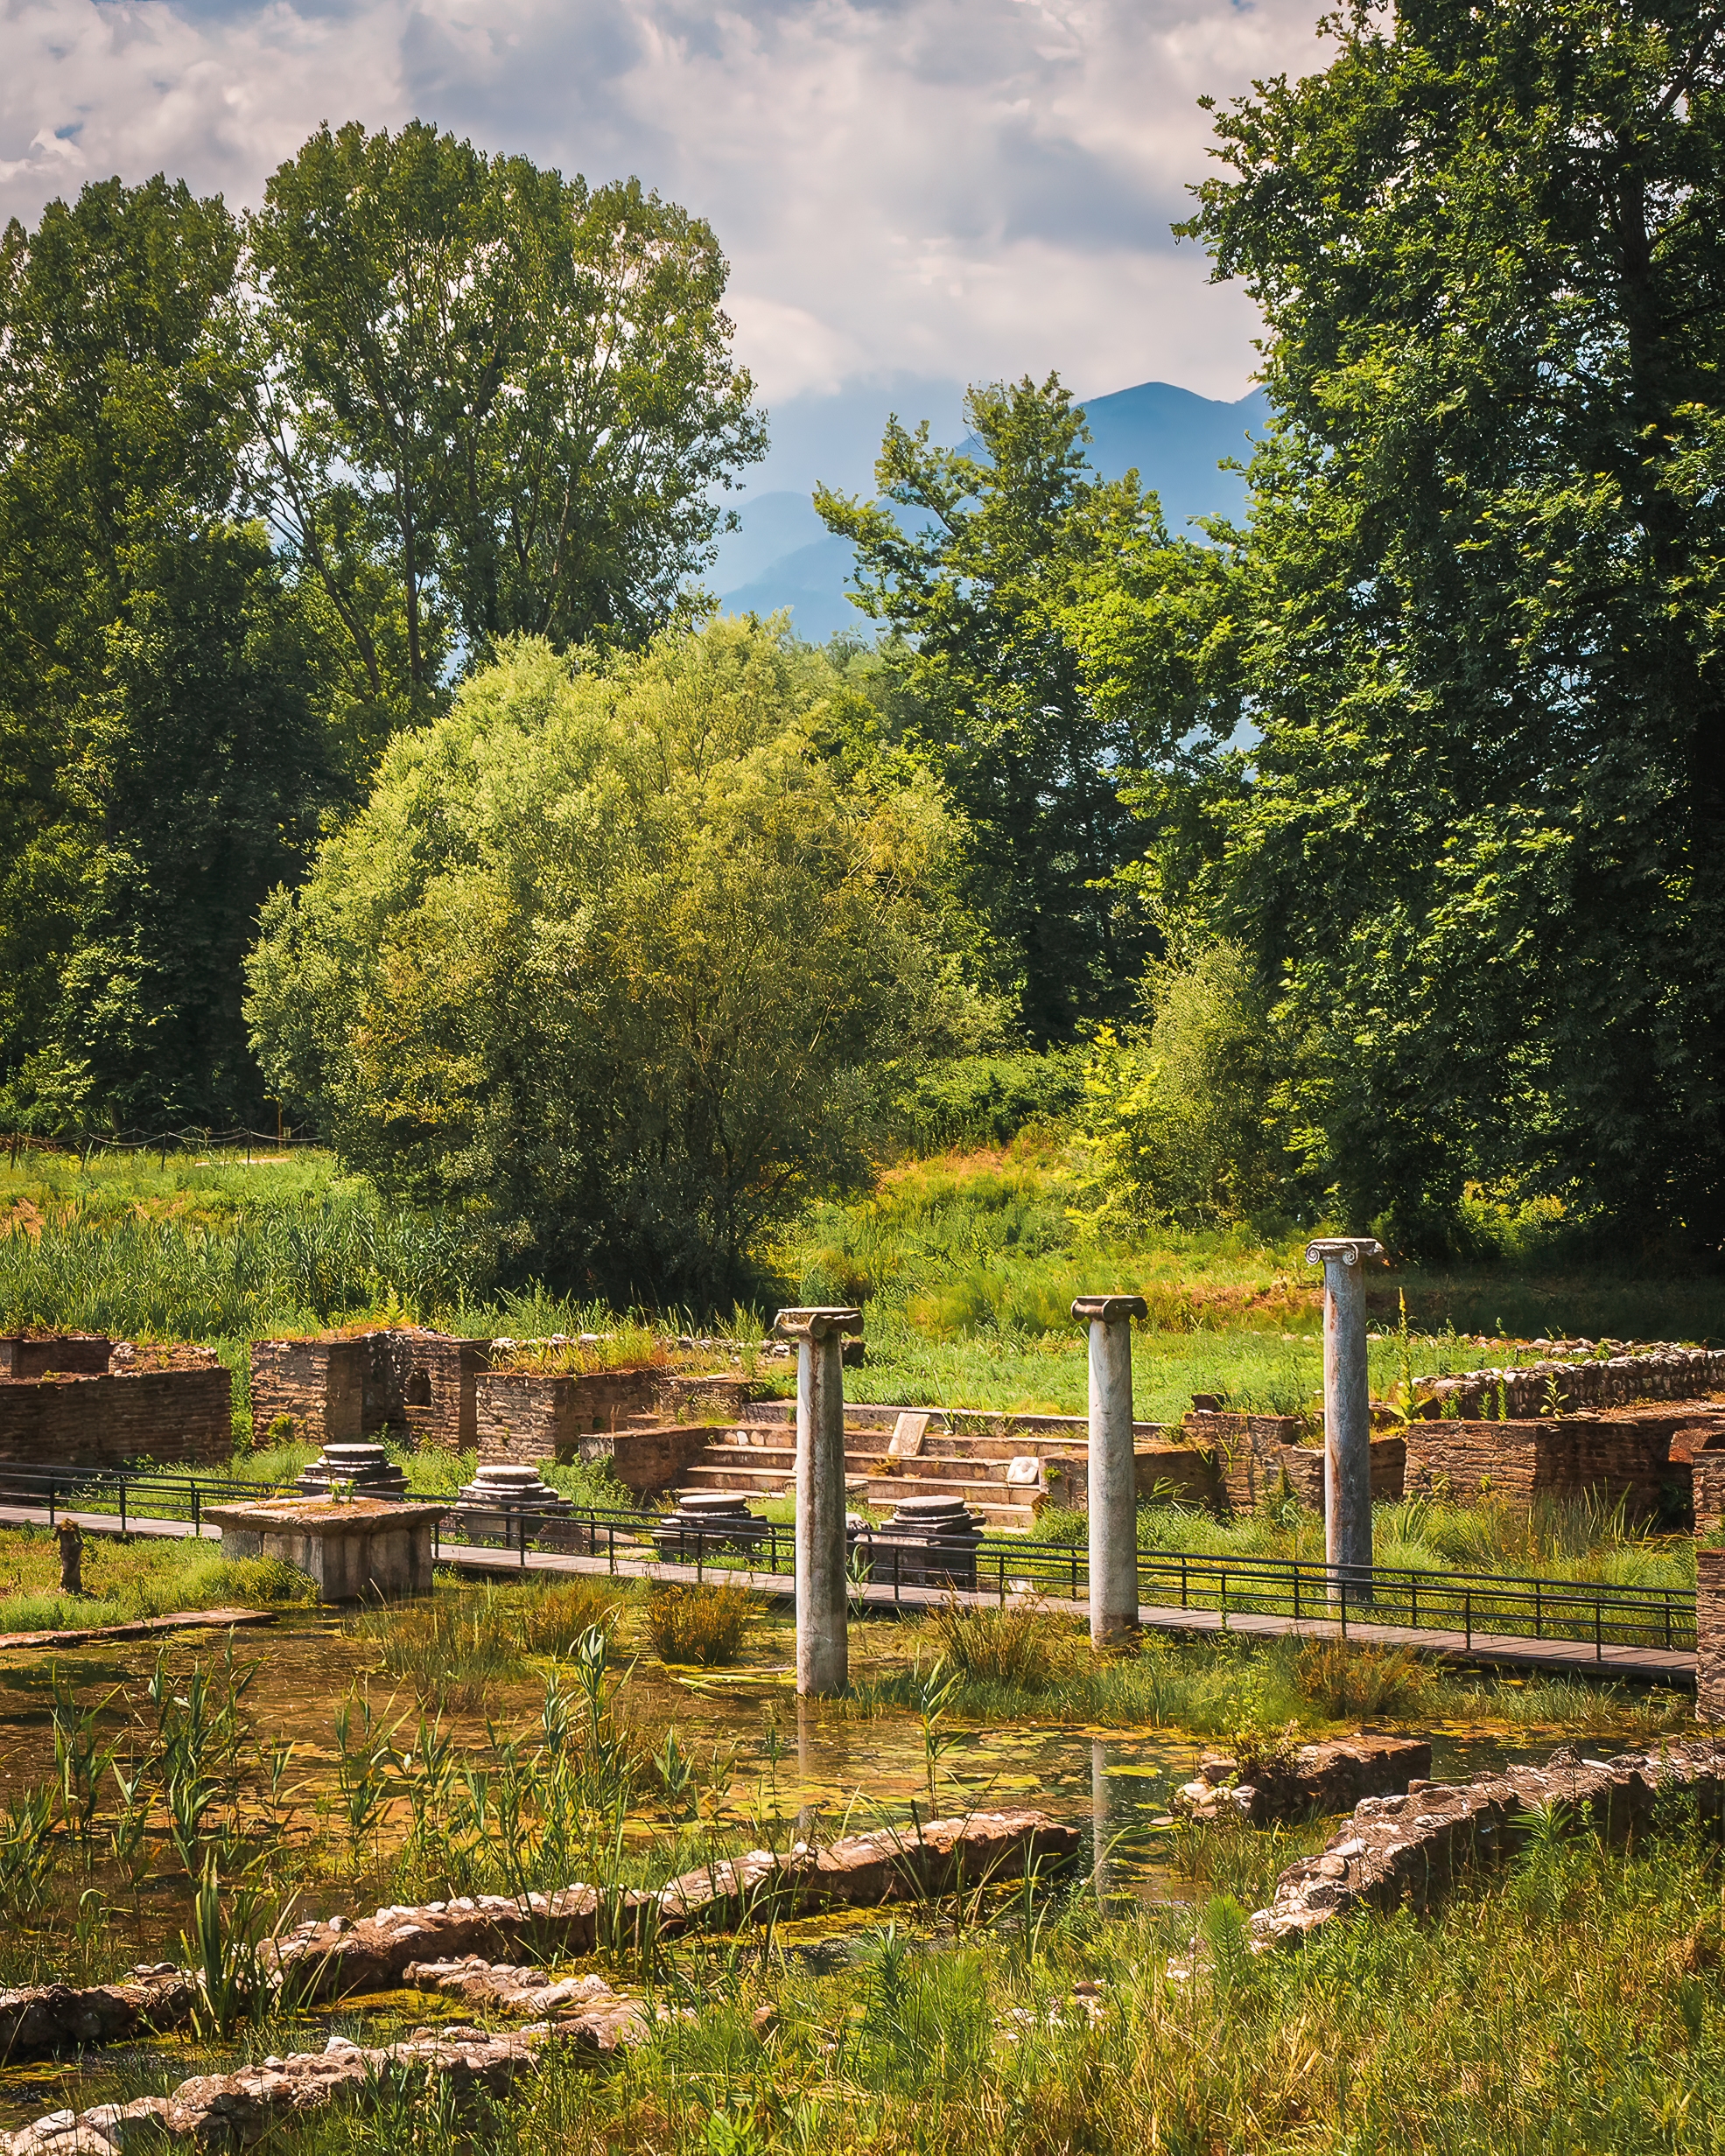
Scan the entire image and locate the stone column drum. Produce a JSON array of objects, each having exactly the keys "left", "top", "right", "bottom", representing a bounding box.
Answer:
[
  {"left": 1072, "top": 1294, "right": 1148, "bottom": 1648},
  {"left": 1305, "top": 1237, "right": 1385, "bottom": 1601},
  {"left": 774, "top": 1306, "right": 863, "bottom": 1697},
  {"left": 1699, "top": 1546, "right": 1725, "bottom": 1726}
]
